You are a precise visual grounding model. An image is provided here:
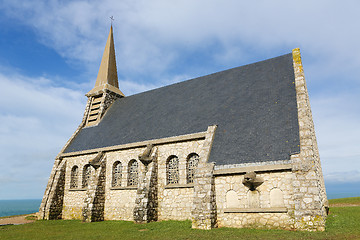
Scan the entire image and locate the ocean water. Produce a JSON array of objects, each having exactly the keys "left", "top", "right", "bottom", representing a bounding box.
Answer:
[
  {"left": 326, "top": 182, "right": 360, "bottom": 200},
  {"left": 0, "top": 199, "right": 41, "bottom": 217}
]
